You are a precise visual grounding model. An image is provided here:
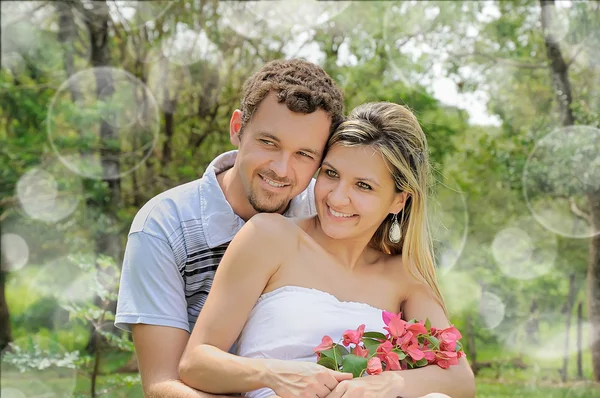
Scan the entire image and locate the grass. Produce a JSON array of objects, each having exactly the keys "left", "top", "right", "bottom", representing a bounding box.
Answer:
[
  {"left": 476, "top": 379, "right": 600, "bottom": 397},
  {"left": 4, "top": 373, "right": 600, "bottom": 398}
]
